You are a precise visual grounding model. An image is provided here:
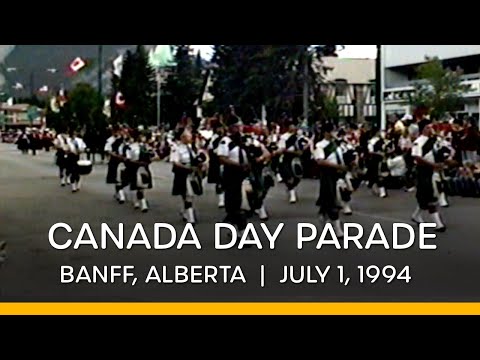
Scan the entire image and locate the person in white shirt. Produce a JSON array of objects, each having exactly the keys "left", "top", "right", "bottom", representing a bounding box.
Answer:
[
  {"left": 125, "top": 130, "right": 154, "bottom": 213},
  {"left": 206, "top": 121, "right": 226, "bottom": 208},
  {"left": 366, "top": 128, "right": 388, "bottom": 198},
  {"left": 53, "top": 131, "right": 70, "bottom": 186},
  {"left": 0, "top": 240, "right": 6, "bottom": 265},
  {"left": 314, "top": 122, "right": 348, "bottom": 238},
  {"left": 217, "top": 116, "right": 250, "bottom": 243},
  {"left": 275, "top": 119, "right": 304, "bottom": 204},
  {"left": 243, "top": 134, "right": 272, "bottom": 220},
  {"left": 170, "top": 128, "right": 205, "bottom": 223},
  {"left": 66, "top": 129, "right": 87, "bottom": 193},
  {"left": 104, "top": 125, "right": 127, "bottom": 204},
  {"left": 411, "top": 120, "right": 447, "bottom": 232}
]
